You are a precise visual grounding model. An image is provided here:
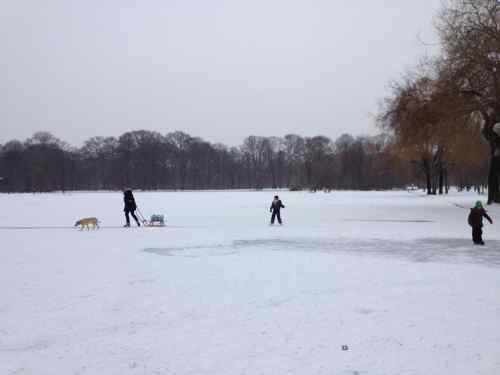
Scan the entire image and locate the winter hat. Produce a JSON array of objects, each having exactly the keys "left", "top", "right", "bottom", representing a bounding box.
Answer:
[{"left": 475, "top": 201, "right": 483, "bottom": 209}]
